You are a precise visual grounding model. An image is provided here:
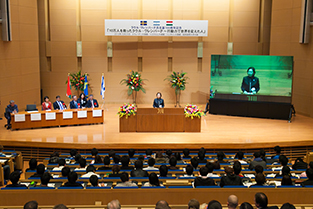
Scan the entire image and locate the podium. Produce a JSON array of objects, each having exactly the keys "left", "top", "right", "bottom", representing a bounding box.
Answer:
[{"left": 119, "top": 108, "right": 200, "bottom": 132}]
